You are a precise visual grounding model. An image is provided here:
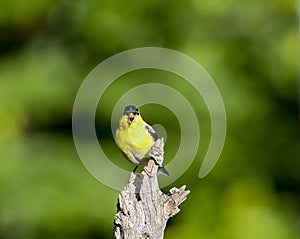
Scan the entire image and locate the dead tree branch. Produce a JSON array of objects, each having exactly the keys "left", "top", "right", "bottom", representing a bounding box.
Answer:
[{"left": 114, "top": 139, "right": 190, "bottom": 239}]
